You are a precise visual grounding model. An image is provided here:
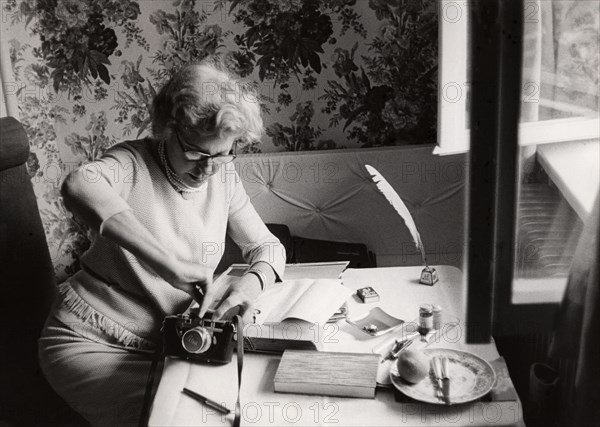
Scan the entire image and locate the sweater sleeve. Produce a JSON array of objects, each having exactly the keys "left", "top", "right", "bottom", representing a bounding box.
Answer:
[
  {"left": 226, "top": 167, "right": 286, "bottom": 281},
  {"left": 63, "top": 142, "right": 142, "bottom": 233}
]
